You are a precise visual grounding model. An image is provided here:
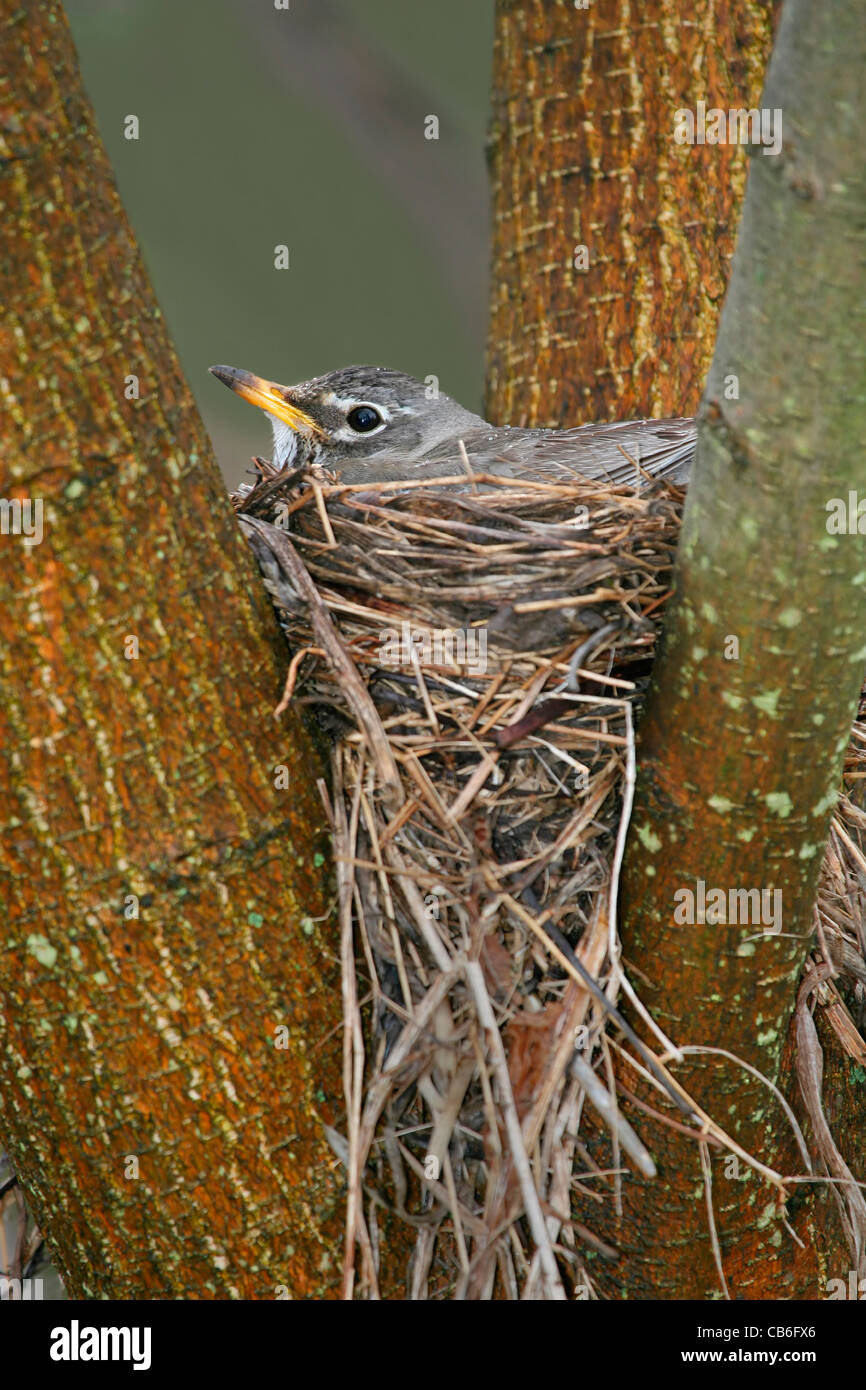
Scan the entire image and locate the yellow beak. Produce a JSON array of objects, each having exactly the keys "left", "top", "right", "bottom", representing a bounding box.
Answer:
[{"left": 209, "top": 364, "right": 321, "bottom": 436}]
